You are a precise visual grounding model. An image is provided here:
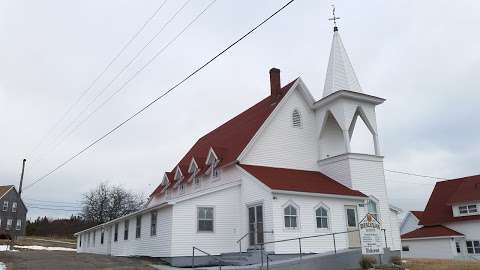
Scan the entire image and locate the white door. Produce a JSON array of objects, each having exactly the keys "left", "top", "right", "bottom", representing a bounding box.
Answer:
[{"left": 345, "top": 206, "right": 361, "bottom": 248}]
